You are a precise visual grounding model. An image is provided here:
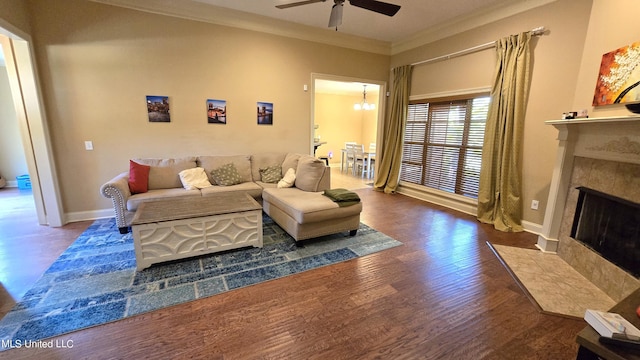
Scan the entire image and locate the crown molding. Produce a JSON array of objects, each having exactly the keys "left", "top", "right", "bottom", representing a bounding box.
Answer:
[
  {"left": 391, "top": 0, "right": 558, "bottom": 55},
  {"left": 90, "top": 0, "right": 558, "bottom": 56},
  {"left": 89, "top": 0, "right": 392, "bottom": 55}
]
